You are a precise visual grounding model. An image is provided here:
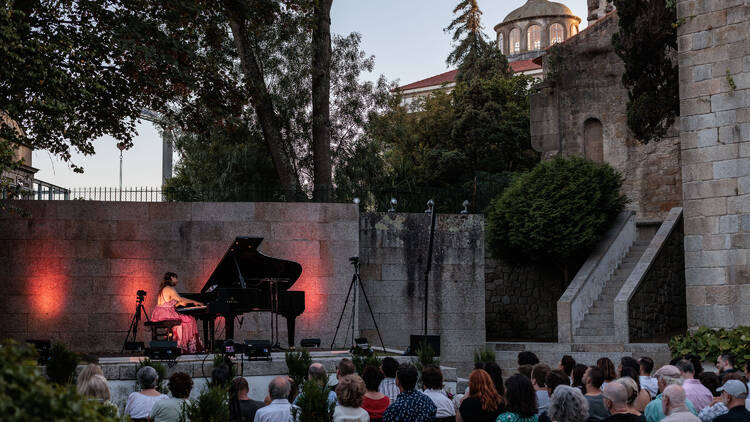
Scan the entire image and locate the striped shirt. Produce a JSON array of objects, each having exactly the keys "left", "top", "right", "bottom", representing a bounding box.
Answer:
[{"left": 379, "top": 377, "right": 400, "bottom": 402}]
